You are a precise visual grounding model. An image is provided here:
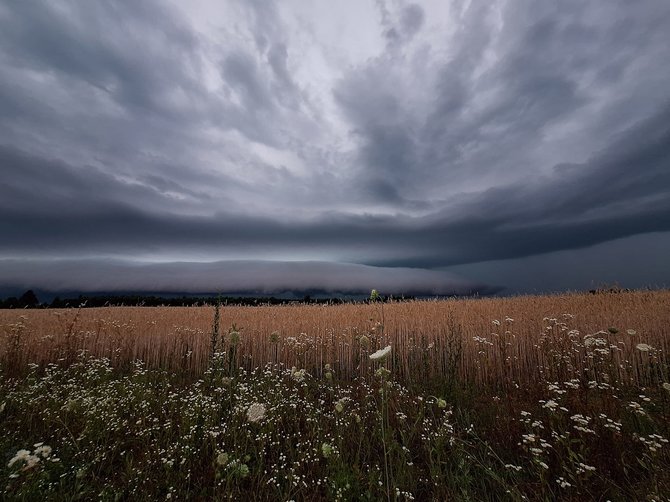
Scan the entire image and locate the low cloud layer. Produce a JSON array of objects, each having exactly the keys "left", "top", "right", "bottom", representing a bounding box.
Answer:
[
  {"left": 0, "top": 260, "right": 491, "bottom": 296},
  {"left": 1, "top": 0, "right": 669, "bottom": 294}
]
